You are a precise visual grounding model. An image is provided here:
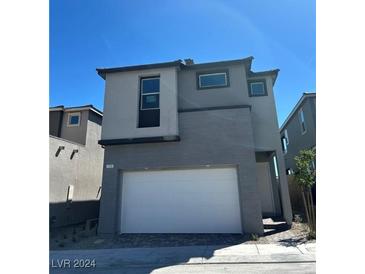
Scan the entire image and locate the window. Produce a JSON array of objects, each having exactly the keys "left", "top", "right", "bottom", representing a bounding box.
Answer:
[
  {"left": 140, "top": 78, "right": 160, "bottom": 110},
  {"left": 197, "top": 71, "right": 229, "bottom": 89},
  {"left": 273, "top": 155, "right": 279, "bottom": 179},
  {"left": 281, "top": 129, "right": 289, "bottom": 153},
  {"left": 138, "top": 77, "right": 160, "bottom": 128},
  {"left": 284, "top": 129, "right": 289, "bottom": 145},
  {"left": 299, "top": 108, "right": 306, "bottom": 134},
  {"left": 248, "top": 80, "right": 267, "bottom": 96},
  {"left": 67, "top": 112, "right": 80, "bottom": 127},
  {"left": 281, "top": 136, "right": 288, "bottom": 153}
]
